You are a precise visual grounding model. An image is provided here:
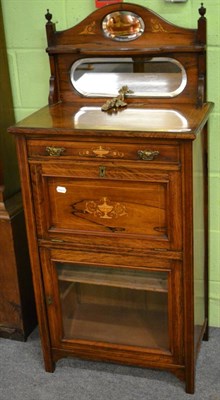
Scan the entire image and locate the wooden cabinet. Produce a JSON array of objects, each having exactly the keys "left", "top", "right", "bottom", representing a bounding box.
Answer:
[
  {"left": 9, "top": 3, "right": 213, "bottom": 392},
  {"left": 0, "top": 0, "right": 37, "bottom": 340}
]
